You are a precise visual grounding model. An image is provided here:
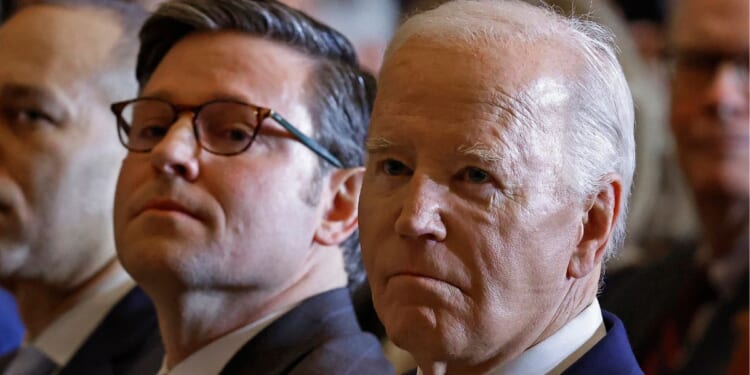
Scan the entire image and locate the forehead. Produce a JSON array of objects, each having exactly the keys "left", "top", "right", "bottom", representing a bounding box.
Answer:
[
  {"left": 671, "top": 0, "right": 749, "bottom": 50},
  {"left": 0, "top": 6, "right": 122, "bottom": 95},
  {"left": 371, "top": 36, "right": 573, "bottom": 156},
  {"left": 142, "top": 32, "right": 316, "bottom": 110}
]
